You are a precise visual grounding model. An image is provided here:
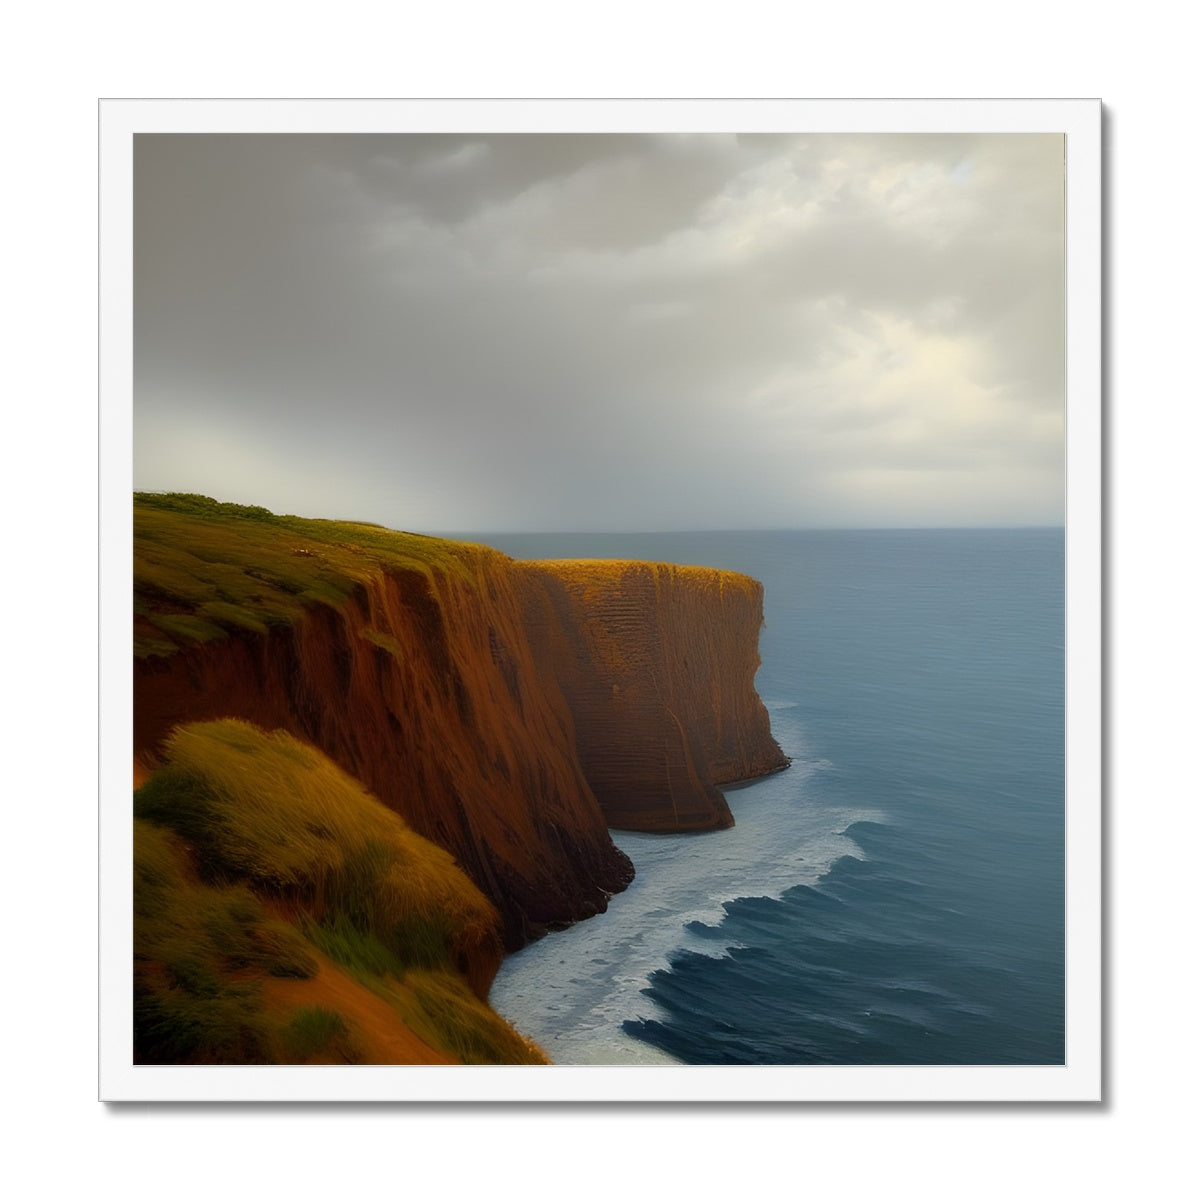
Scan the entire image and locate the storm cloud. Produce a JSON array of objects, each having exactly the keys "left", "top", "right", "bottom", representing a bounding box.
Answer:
[{"left": 134, "top": 132, "right": 1064, "bottom": 531}]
